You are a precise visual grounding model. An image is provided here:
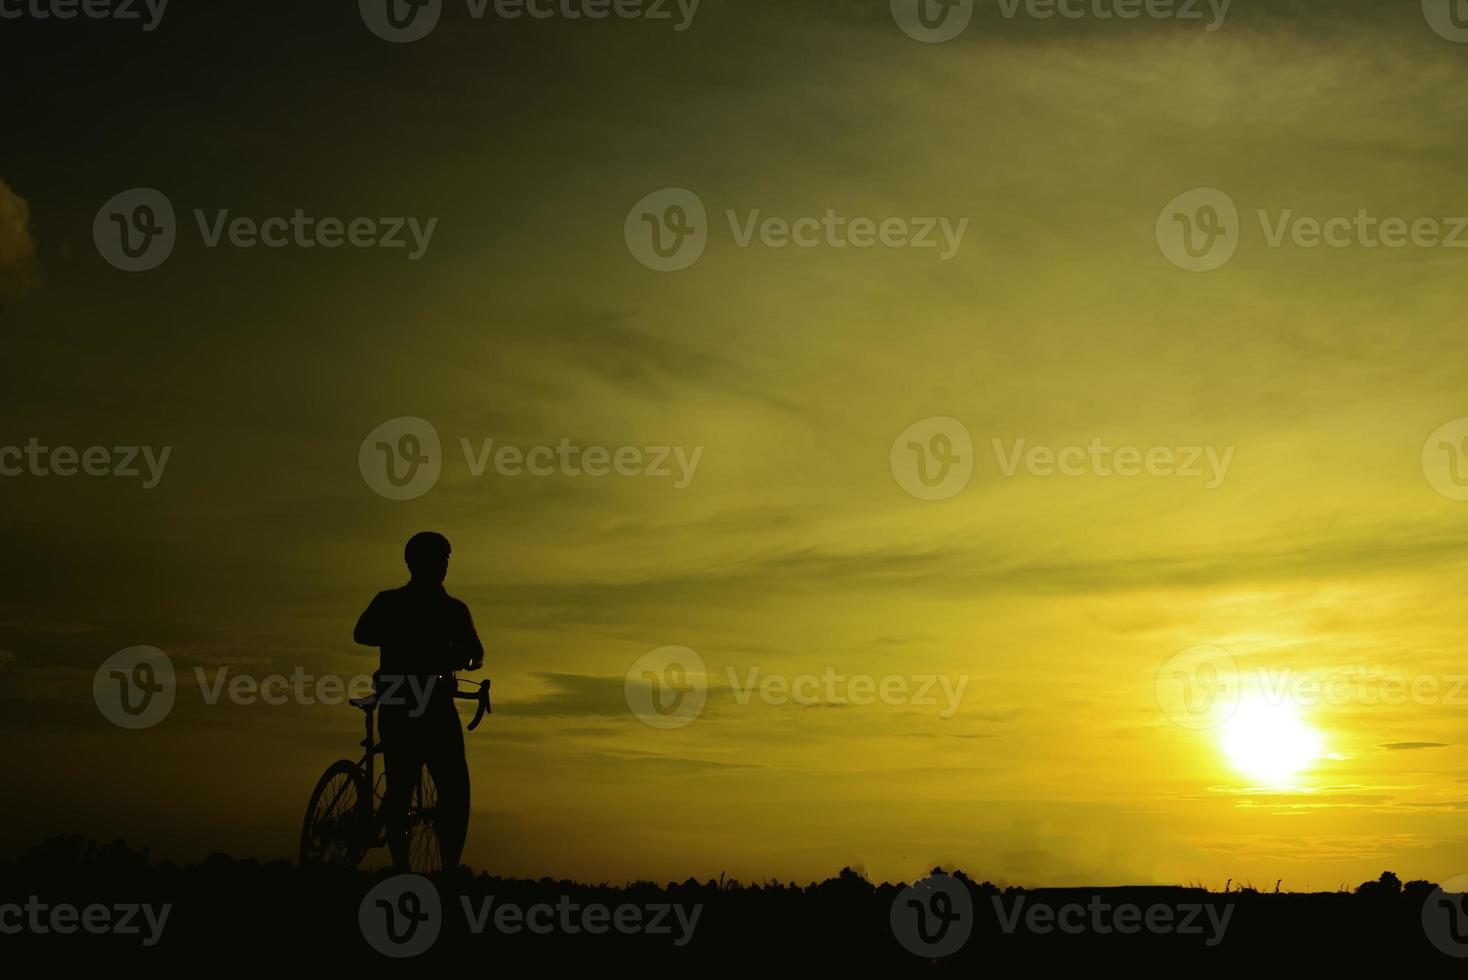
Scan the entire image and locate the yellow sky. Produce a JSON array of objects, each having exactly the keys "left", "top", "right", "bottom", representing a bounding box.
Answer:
[{"left": 3, "top": 1, "right": 1468, "bottom": 890}]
